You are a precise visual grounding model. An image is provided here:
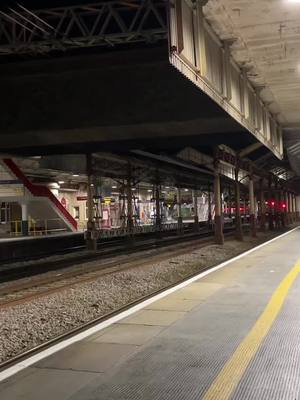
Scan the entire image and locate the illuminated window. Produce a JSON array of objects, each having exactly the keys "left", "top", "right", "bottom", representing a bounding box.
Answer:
[{"left": 0, "top": 203, "right": 10, "bottom": 223}]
